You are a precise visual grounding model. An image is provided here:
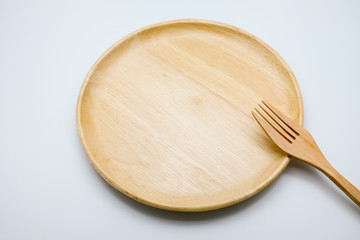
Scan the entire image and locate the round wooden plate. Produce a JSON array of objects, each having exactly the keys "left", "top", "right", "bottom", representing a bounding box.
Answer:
[{"left": 77, "top": 19, "right": 303, "bottom": 211}]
